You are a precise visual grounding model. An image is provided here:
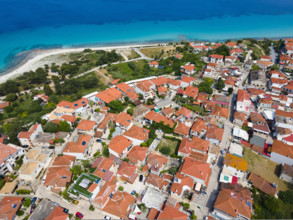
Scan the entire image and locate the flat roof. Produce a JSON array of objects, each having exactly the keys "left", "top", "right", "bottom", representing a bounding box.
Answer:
[{"left": 142, "top": 187, "right": 167, "bottom": 210}]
